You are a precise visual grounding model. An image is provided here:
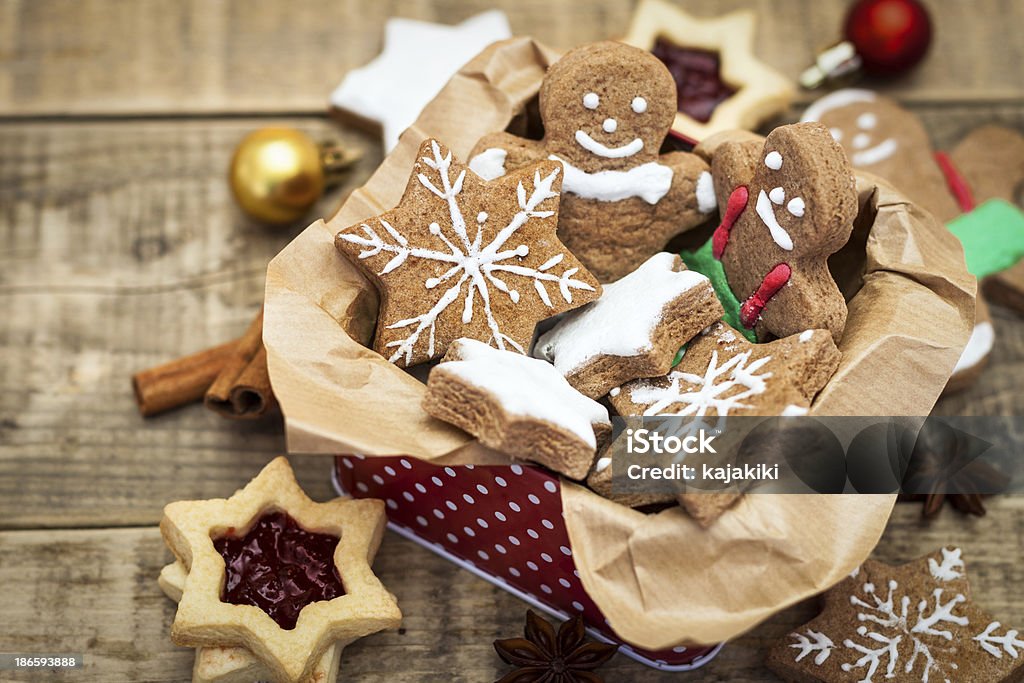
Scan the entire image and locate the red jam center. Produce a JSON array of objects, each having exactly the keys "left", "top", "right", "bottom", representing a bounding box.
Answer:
[
  {"left": 651, "top": 39, "right": 737, "bottom": 123},
  {"left": 214, "top": 511, "right": 345, "bottom": 630}
]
